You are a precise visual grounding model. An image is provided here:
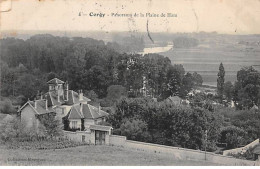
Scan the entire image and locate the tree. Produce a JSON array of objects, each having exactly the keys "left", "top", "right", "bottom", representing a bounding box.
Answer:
[
  {"left": 192, "top": 72, "right": 203, "bottom": 86},
  {"left": 106, "top": 85, "right": 127, "bottom": 102},
  {"left": 179, "top": 72, "right": 194, "bottom": 98},
  {"left": 220, "top": 126, "right": 246, "bottom": 149},
  {"left": 217, "top": 63, "right": 225, "bottom": 102},
  {"left": 108, "top": 97, "right": 223, "bottom": 151},
  {"left": 223, "top": 81, "right": 234, "bottom": 102},
  {"left": 37, "top": 113, "right": 63, "bottom": 139},
  {"left": 233, "top": 67, "right": 260, "bottom": 109},
  {"left": 85, "top": 90, "right": 98, "bottom": 102},
  {"left": 0, "top": 98, "right": 16, "bottom": 114},
  {"left": 119, "top": 119, "right": 150, "bottom": 142}
]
